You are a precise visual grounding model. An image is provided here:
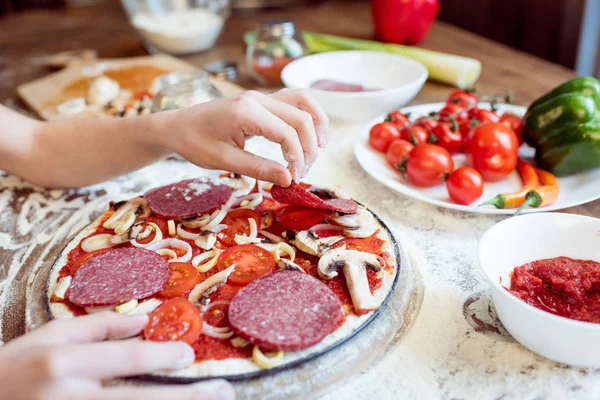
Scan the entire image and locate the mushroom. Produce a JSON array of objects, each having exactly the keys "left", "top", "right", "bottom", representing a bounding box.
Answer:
[
  {"left": 317, "top": 248, "right": 382, "bottom": 313},
  {"left": 308, "top": 185, "right": 352, "bottom": 200},
  {"left": 277, "top": 259, "right": 306, "bottom": 273},
  {"left": 188, "top": 264, "right": 236, "bottom": 311},
  {"left": 221, "top": 173, "right": 256, "bottom": 196},
  {"left": 328, "top": 207, "right": 377, "bottom": 239},
  {"left": 81, "top": 233, "right": 129, "bottom": 253},
  {"left": 182, "top": 214, "right": 211, "bottom": 229},
  {"left": 194, "top": 231, "right": 217, "bottom": 250},
  {"left": 293, "top": 230, "right": 344, "bottom": 256},
  {"left": 260, "top": 212, "right": 274, "bottom": 229},
  {"left": 103, "top": 197, "right": 150, "bottom": 231}
]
